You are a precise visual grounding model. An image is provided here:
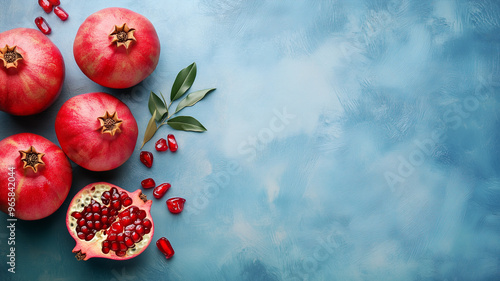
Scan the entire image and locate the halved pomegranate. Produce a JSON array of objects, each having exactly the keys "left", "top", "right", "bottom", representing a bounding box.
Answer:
[{"left": 66, "top": 182, "right": 154, "bottom": 261}]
